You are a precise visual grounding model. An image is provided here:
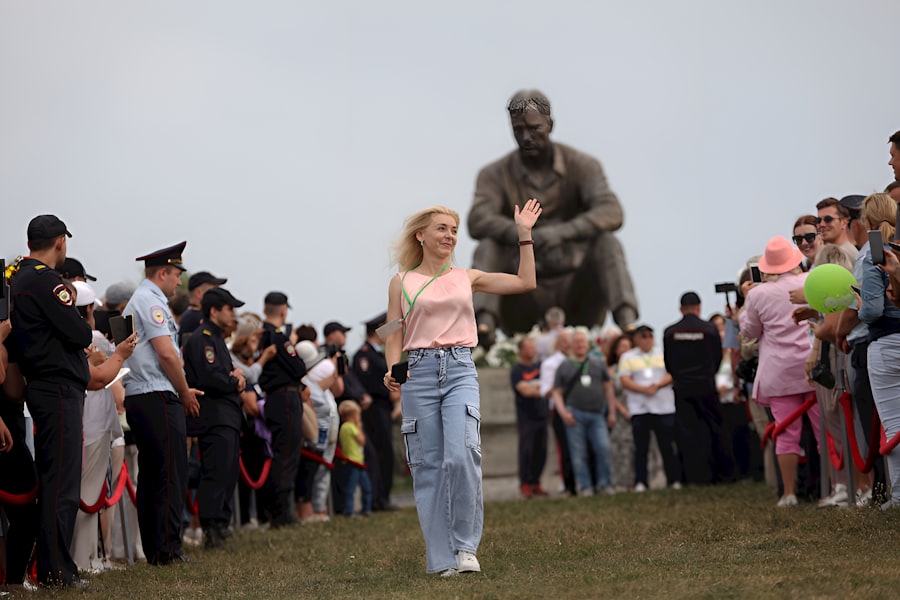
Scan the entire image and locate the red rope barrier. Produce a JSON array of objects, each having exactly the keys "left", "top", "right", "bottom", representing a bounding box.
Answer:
[
  {"left": 881, "top": 428, "right": 900, "bottom": 456},
  {"left": 759, "top": 395, "right": 818, "bottom": 449},
  {"left": 185, "top": 491, "right": 199, "bottom": 516},
  {"left": 825, "top": 430, "right": 844, "bottom": 470},
  {"left": 79, "top": 479, "right": 109, "bottom": 514},
  {"left": 837, "top": 392, "right": 881, "bottom": 473},
  {"left": 239, "top": 456, "right": 272, "bottom": 490},
  {"left": 78, "top": 461, "right": 133, "bottom": 513},
  {"left": 334, "top": 446, "right": 367, "bottom": 470},
  {"left": 300, "top": 448, "right": 334, "bottom": 470},
  {"left": 0, "top": 480, "right": 39, "bottom": 506}
]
